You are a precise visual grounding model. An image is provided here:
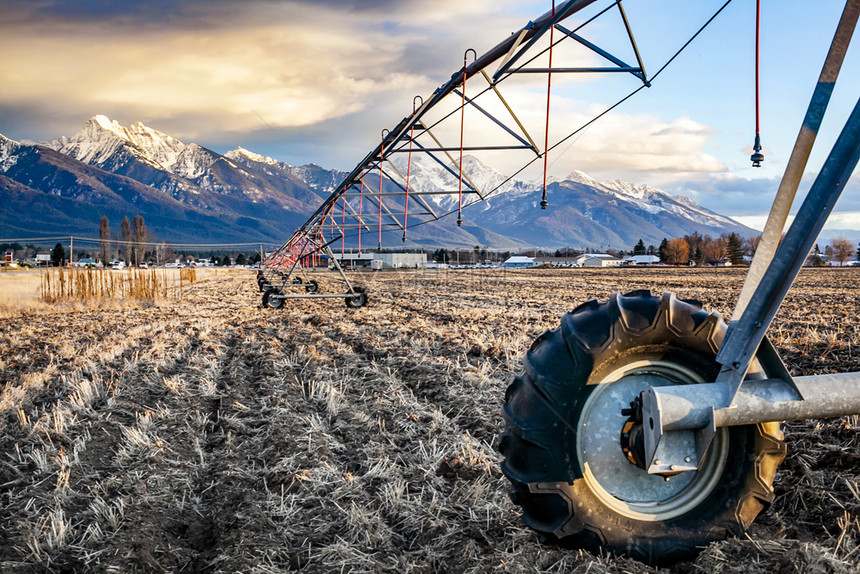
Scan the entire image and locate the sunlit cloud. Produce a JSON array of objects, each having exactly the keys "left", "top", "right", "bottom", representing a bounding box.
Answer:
[{"left": 0, "top": 0, "right": 535, "bottom": 143}]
